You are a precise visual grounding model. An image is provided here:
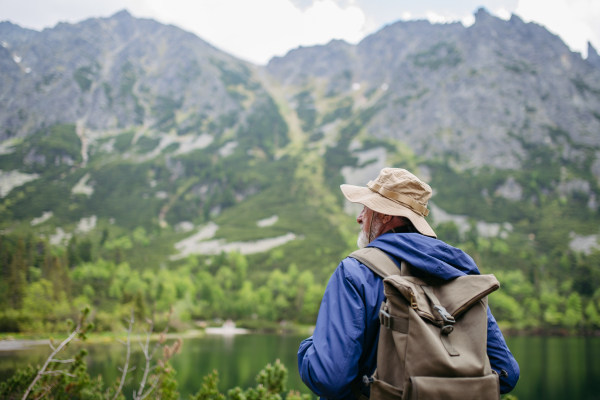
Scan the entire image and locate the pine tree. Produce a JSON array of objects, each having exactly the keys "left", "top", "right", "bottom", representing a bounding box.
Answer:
[
  {"left": 7, "top": 238, "right": 26, "bottom": 309},
  {"left": 50, "top": 256, "right": 67, "bottom": 300},
  {"left": 67, "top": 236, "right": 80, "bottom": 268}
]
